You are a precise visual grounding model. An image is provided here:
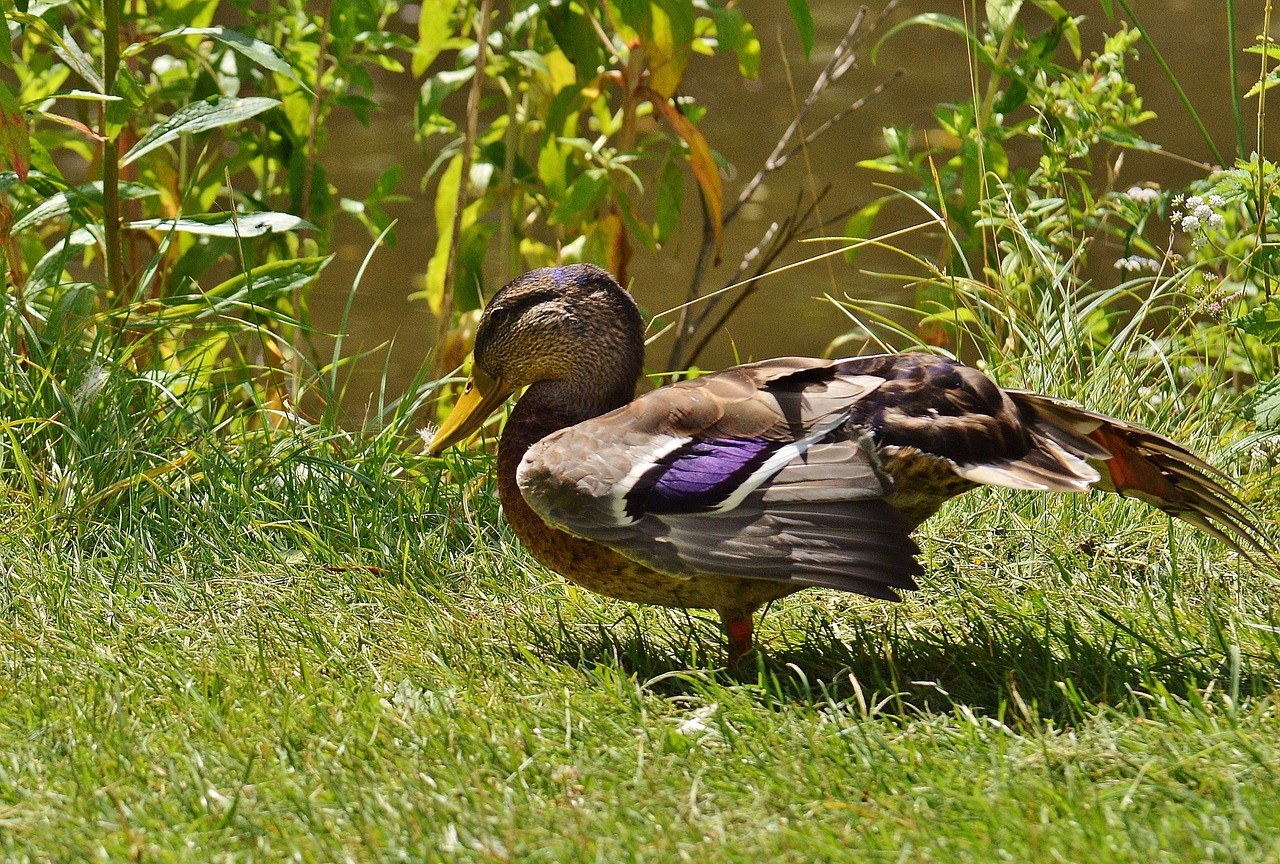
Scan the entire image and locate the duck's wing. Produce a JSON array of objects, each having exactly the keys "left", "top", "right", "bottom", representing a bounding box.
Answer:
[
  {"left": 1006, "top": 390, "right": 1272, "bottom": 558},
  {"left": 517, "top": 358, "right": 924, "bottom": 600},
  {"left": 519, "top": 353, "right": 1270, "bottom": 593},
  {"left": 838, "top": 353, "right": 1269, "bottom": 558}
]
